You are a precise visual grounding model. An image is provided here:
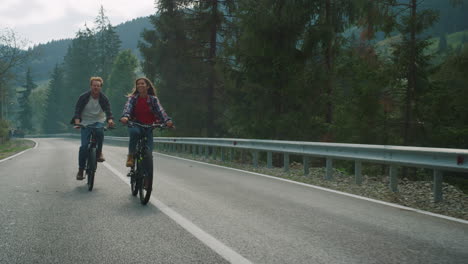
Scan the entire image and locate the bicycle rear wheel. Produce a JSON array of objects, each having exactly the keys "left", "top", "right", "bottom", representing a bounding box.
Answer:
[
  {"left": 87, "top": 148, "right": 97, "bottom": 191},
  {"left": 138, "top": 150, "right": 153, "bottom": 205}
]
